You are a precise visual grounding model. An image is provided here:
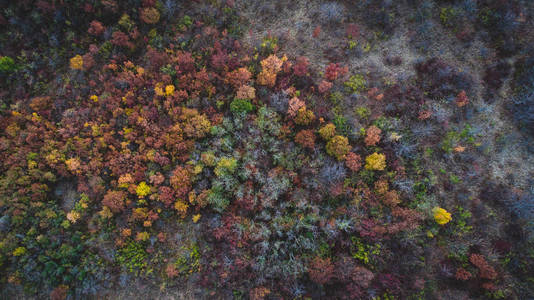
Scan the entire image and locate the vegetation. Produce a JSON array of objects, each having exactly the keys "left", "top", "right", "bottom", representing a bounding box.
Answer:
[{"left": 0, "top": 0, "right": 533, "bottom": 299}]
